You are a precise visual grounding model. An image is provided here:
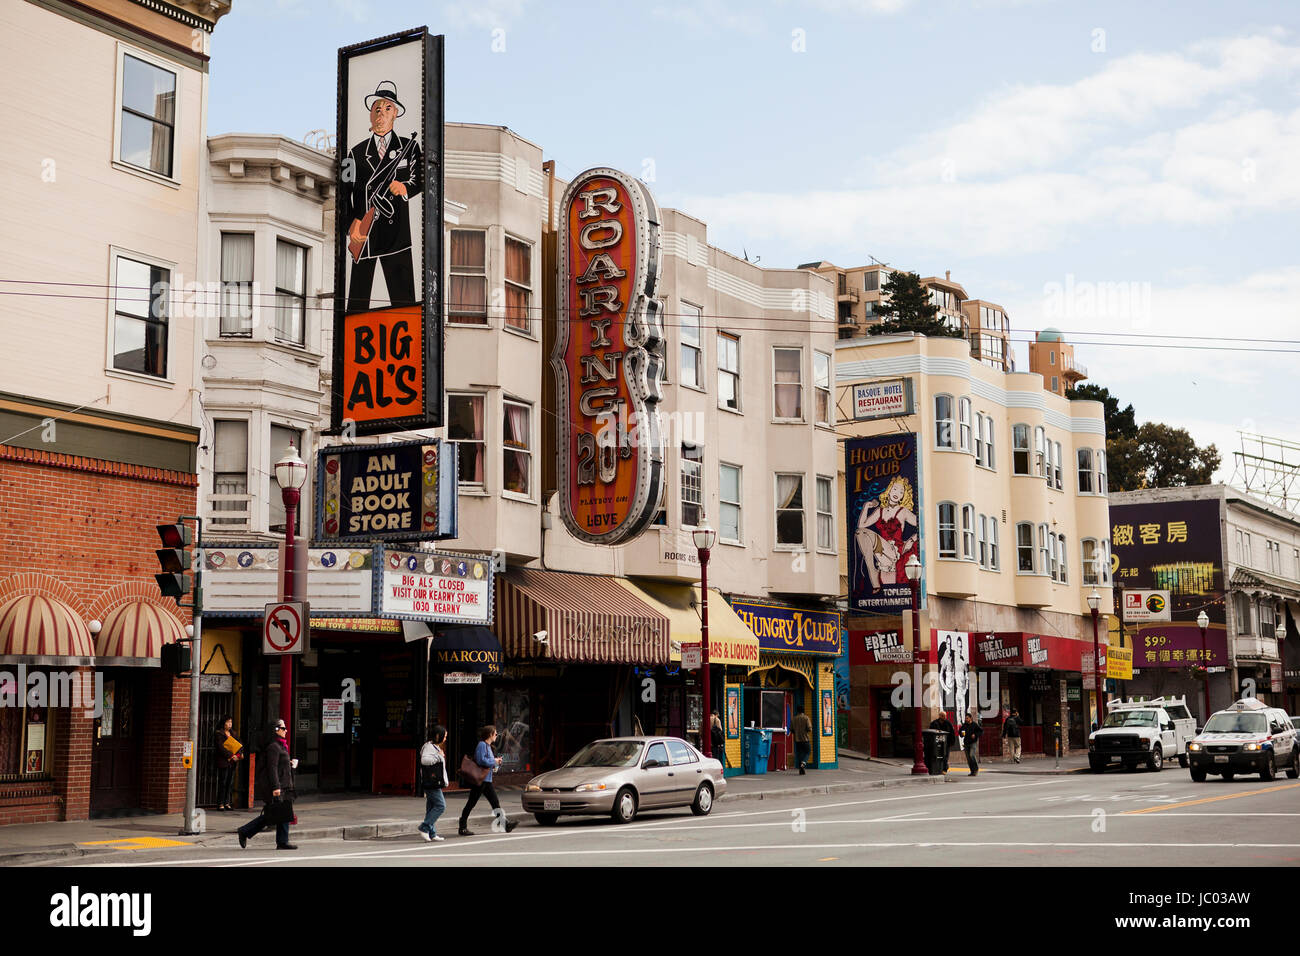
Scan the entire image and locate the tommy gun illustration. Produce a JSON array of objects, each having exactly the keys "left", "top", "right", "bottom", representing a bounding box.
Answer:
[{"left": 348, "top": 131, "right": 419, "bottom": 263}]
